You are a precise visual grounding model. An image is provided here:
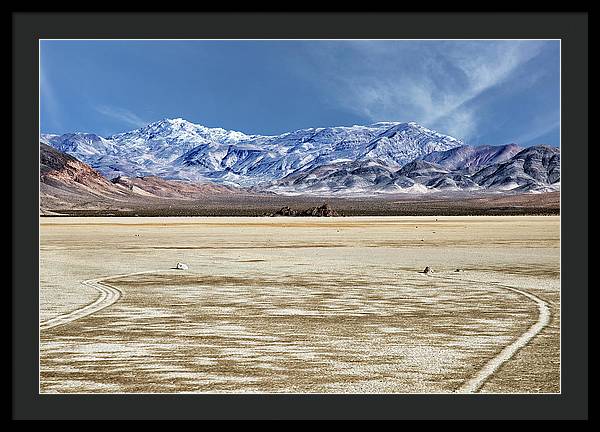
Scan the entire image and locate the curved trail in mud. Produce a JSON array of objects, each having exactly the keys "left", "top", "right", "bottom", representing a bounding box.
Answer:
[
  {"left": 41, "top": 269, "right": 551, "bottom": 393},
  {"left": 40, "top": 270, "right": 162, "bottom": 330},
  {"left": 430, "top": 274, "right": 551, "bottom": 393}
]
